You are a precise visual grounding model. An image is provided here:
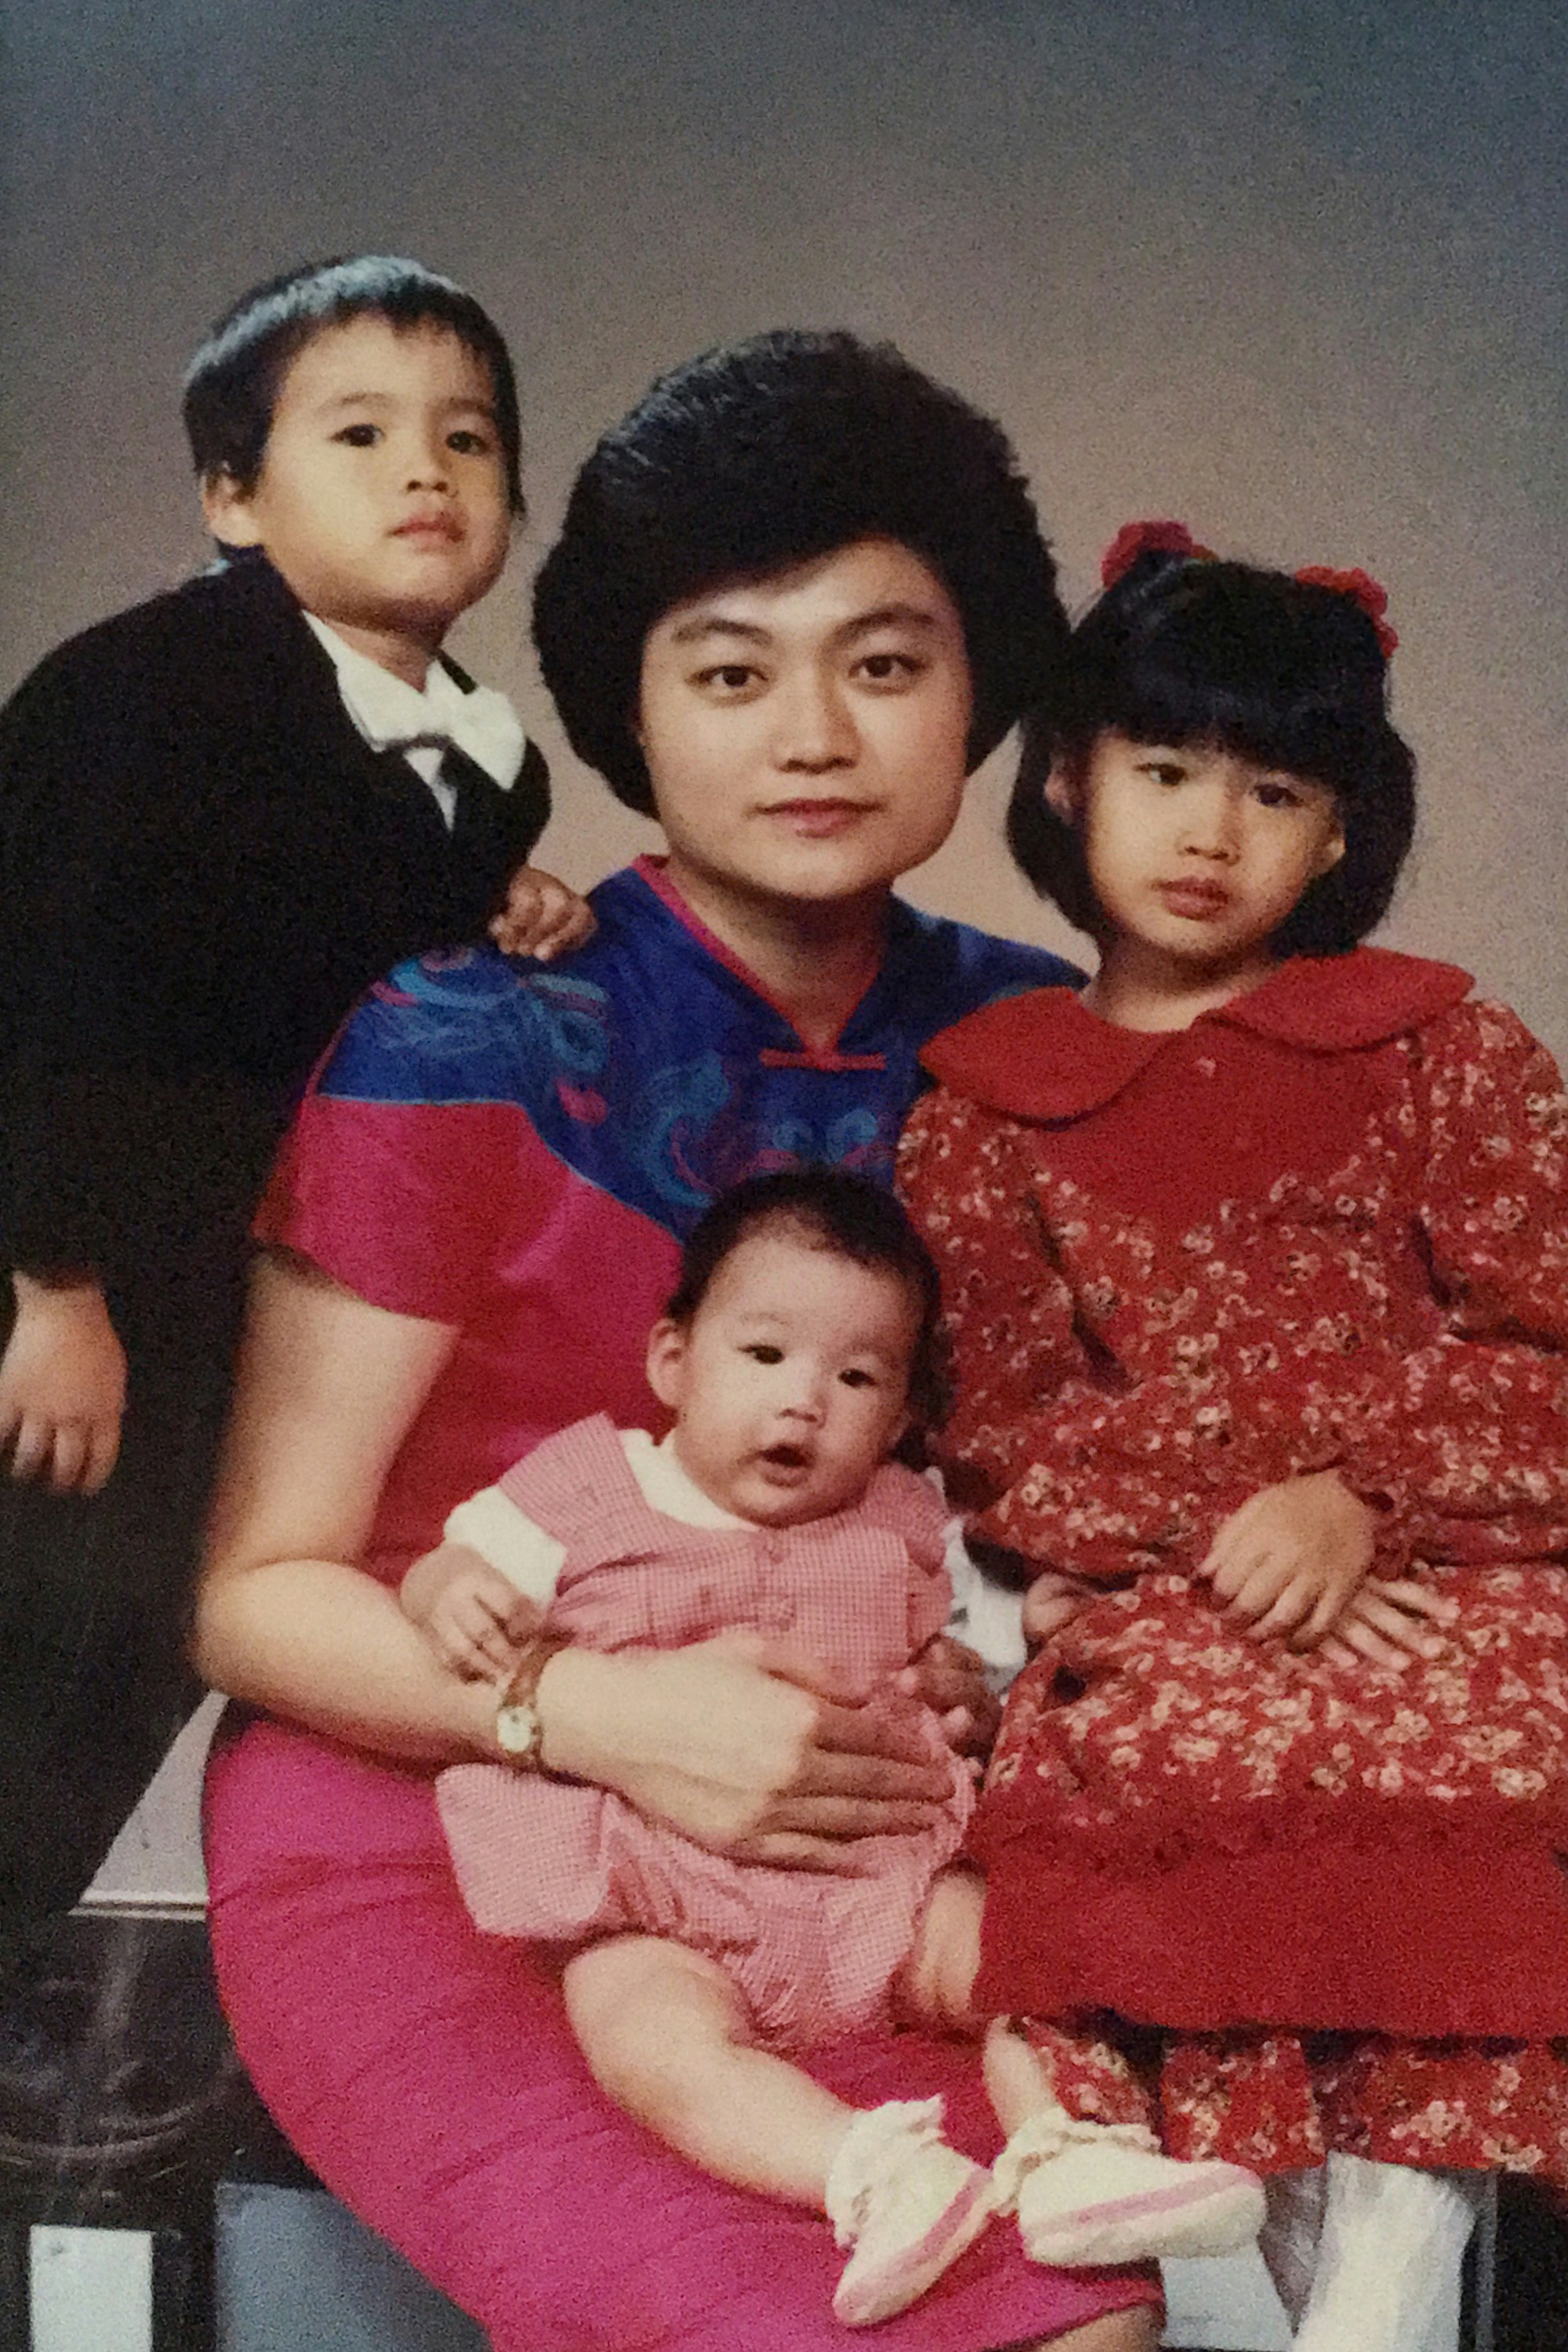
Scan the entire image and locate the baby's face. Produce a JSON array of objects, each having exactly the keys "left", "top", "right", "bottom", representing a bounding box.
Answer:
[{"left": 646, "top": 1229, "right": 919, "bottom": 1526}]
